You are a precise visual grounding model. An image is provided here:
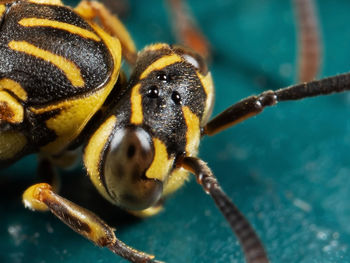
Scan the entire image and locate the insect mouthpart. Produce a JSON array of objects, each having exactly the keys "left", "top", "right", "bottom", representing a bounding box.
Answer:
[{"left": 103, "top": 126, "right": 163, "bottom": 210}]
